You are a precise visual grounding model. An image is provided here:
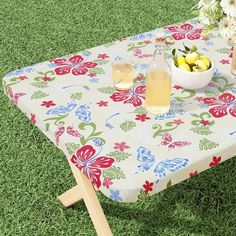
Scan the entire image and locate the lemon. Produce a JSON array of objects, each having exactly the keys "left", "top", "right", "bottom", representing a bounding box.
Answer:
[
  {"left": 178, "top": 63, "right": 191, "bottom": 72},
  {"left": 186, "top": 52, "right": 200, "bottom": 65},
  {"left": 177, "top": 56, "right": 186, "bottom": 66},
  {"left": 193, "top": 60, "right": 208, "bottom": 72},
  {"left": 199, "top": 56, "right": 211, "bottom": 68}
]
